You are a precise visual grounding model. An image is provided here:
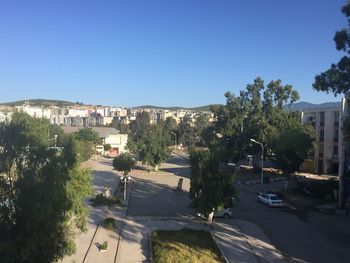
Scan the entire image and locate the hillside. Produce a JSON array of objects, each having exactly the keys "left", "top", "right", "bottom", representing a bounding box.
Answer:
[
  {"left": 283, "top": 101, "right": 340, "bottom": 111},
  {"left": 0, "top": 99, "right": 81, "bottom": 107},
  {"left": 134, "top": 104, "right": 221, "bottom": 111}
]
